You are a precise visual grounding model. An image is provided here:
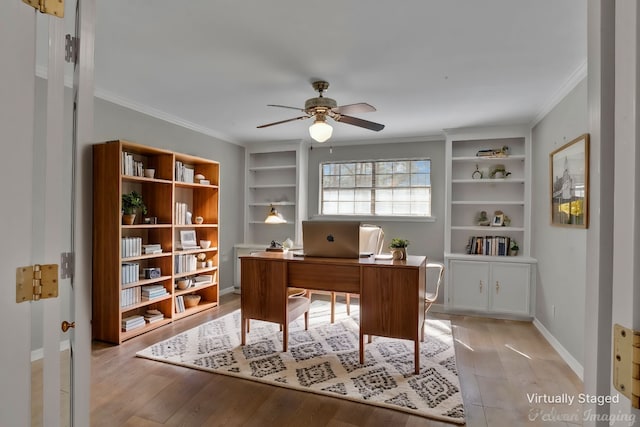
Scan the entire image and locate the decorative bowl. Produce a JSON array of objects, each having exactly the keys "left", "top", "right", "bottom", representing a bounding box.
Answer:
[
  {"left": 194, "top": 216, "right": 204, "bottom": 224},
  {"left": 144, "top": 169, "right": 155, "bottom": 178},
  {"left": 177, "top": 279, "right": 190, "bottom": 290},
  {"left": 200, "top": 240, "right": 211, "bottom": 249},
  {"left": 183, "top": 294, "right": 201, "bottom": 308}
]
